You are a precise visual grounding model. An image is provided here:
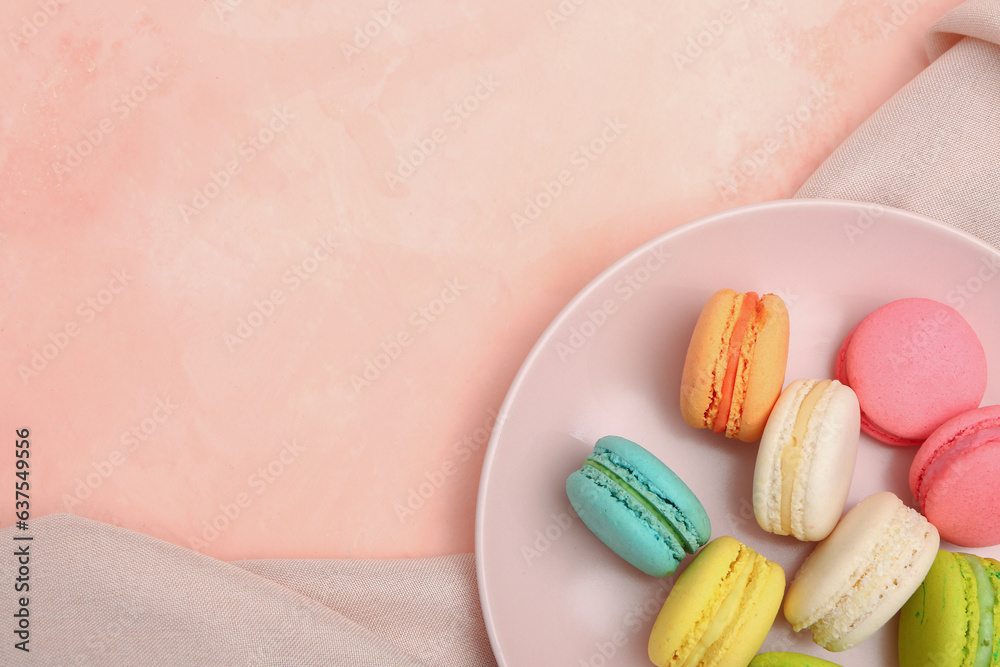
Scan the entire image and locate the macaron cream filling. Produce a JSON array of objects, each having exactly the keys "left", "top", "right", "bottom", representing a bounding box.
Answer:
[
  {"left": 581, "top": 447, "right": 704, "bottom": 553},
  {"left": 712, "top": 292, "right": 760, "bottom": 434},
  {"left": 582, "top": 460, "right": 689, "bottom": 554},
  {"left": 684, "top": 550, "right": 754, "bottom": 664},
  {"left": 687, "top": 551, "right": 774, "bottom": 664},
  {"left": 668, "top": 545, "right": 753, "bottom": 664},
  {"left": 963, "top": 553, "right": 995, "bottom": 667},
  {"left": 779, "top": 380, "right": 831, "bottom": 534}
]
